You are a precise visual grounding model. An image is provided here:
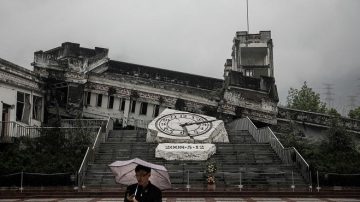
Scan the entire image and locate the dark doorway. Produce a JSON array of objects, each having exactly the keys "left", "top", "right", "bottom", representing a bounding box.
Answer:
[{"left": 1, "top": 103, "right": 11, "bottom": 140}]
